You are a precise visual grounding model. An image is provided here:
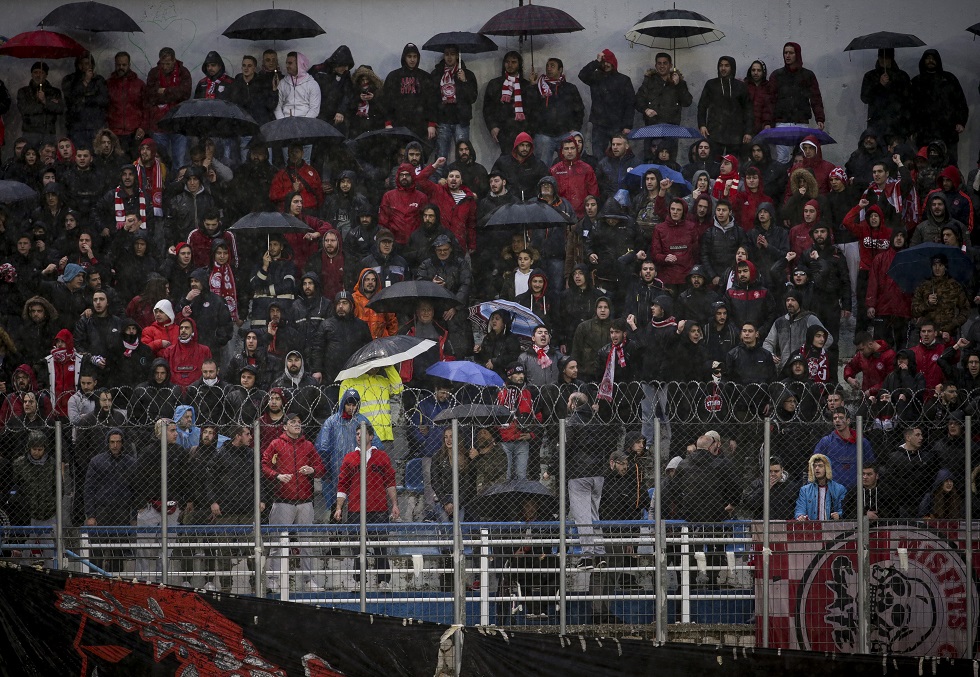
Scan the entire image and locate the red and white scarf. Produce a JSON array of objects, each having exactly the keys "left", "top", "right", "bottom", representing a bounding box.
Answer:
[
  {"left": 536, "top": 74, "right": 565, "bottom": 104},
  {"left": 209, "top": 262, "right": 239, "bottom": 322},
  {"left": 501, "top": 75, "right": 525, "bottom": 121},
  {"left": 534, "top": 345, "right": 552, "bottom": 369},
  {"left": 356, "top": 94, "right": 371, "bottom": 117},
  {"left": 440, "top": 64, "right": 459, "bottom": 104},
  {"left": 114, "top": 186, "right": 147, "bottom": 229},
  {"left": 135, "top": 159, "right": 165, "bottom": 217},
  {"left": 598, "top": 342, "right": 626, "bottom": 402},
  {"left": 156, "top": 63, "right": 182, "bottom": 113},
  {"left": 202, "top": 76, "right": 222, "bottom": 99}
]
